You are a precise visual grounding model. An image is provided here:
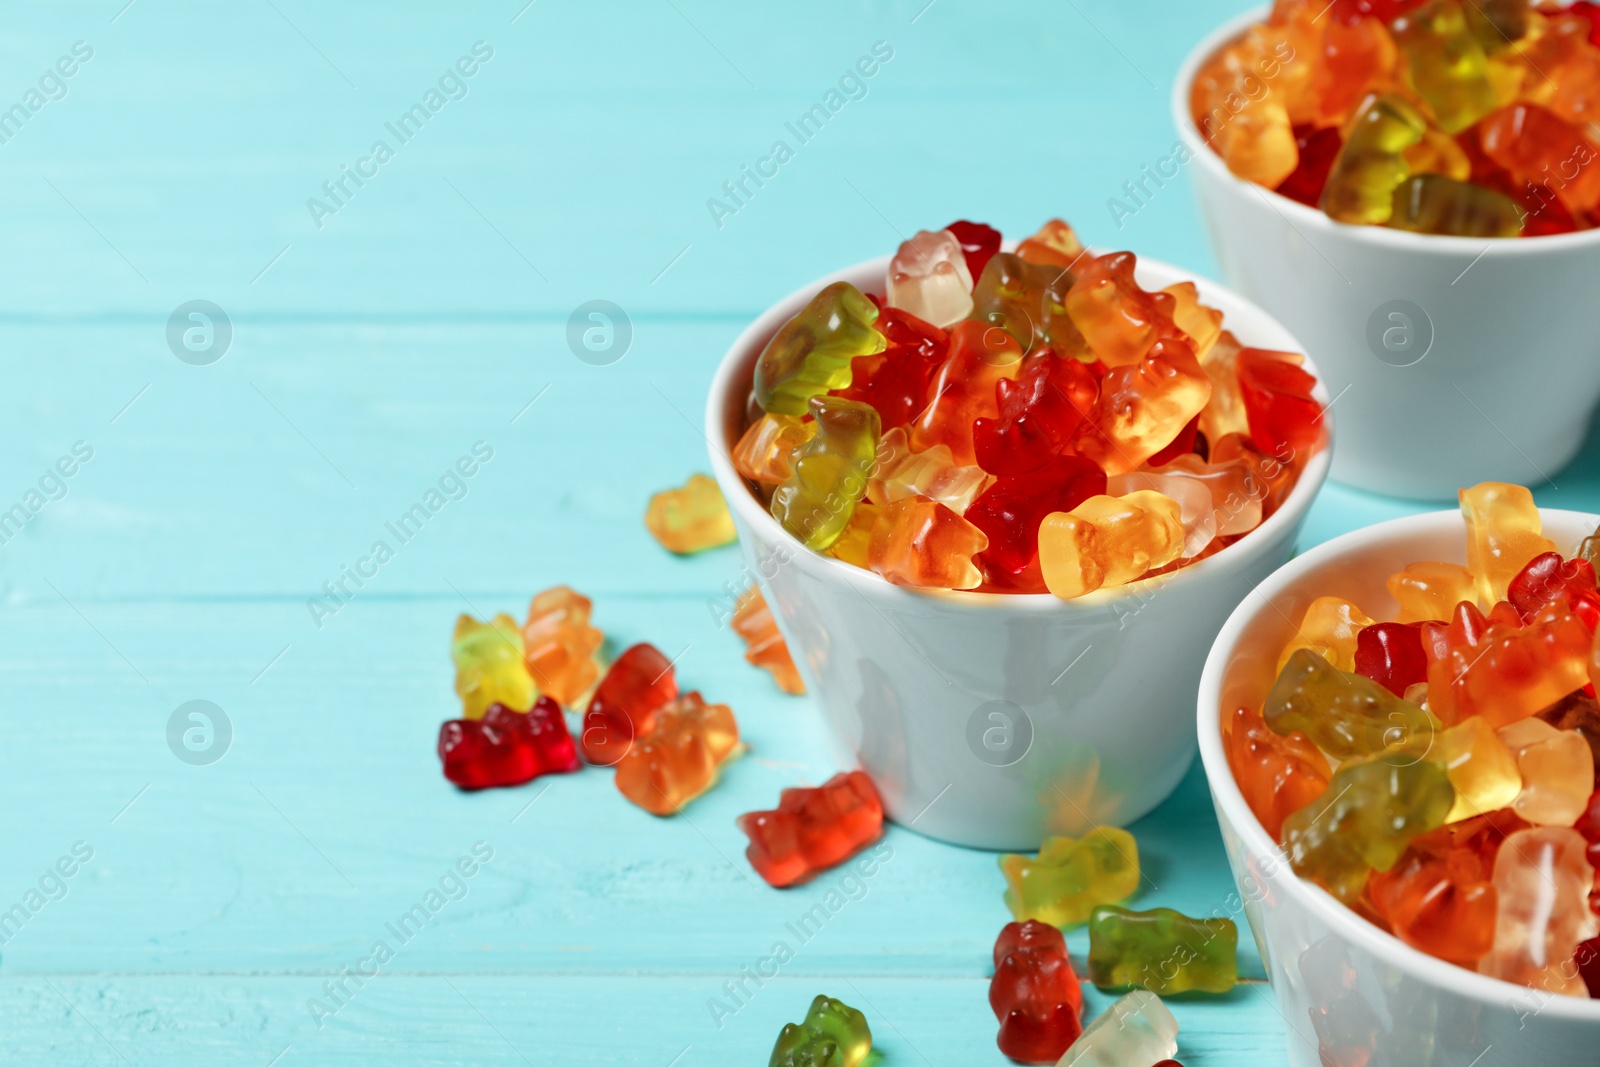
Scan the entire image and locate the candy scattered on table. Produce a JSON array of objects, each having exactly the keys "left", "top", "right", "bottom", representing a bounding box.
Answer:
[
  {"left": 731, "top": 585, "right": 806, "bottom": 694},
  {"left": 738, "top": 771, "right": 884, "bottom": 887},
  {"left": 645, "top": 473, "right": 737, "bottom": 554},
  {"left": 1226, "top": 482, "right": 1600, "bottom": 996},
  {"left": 999, "top": 827, "right": 1141, "bottom": 926},
  {"left": 1059, "top": 990, "right": 1179, "bottom": 1067},
  {"left": 438, "top": 698, "right": 579, "bottom": 790},
  {"left": 735, "top": 218, "right": 1324, "bottom": 596},
  {"left": 768, "top": 994, "right": 872, "bottom": 1067},
  {"left": 522, "top": 585, "right": 603, "bottom": 707},
  {"left": 1194, "top": 1, "right": 1600, "bottom": 234},
  {"left": 579, "top": 642, "right": 679, "bottom": 766},
  {"left": 614, "top": 691, "right": 740, "bottom": 815},
  {"left": 989, "top": 920, "right": 1083, "bottom": 1063},
  {"left": 452, "top": 613, "right": 535, "bottom": 719},
  {"left": 1086, "top": 905, "right": 1239, "bottom": 995}
]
